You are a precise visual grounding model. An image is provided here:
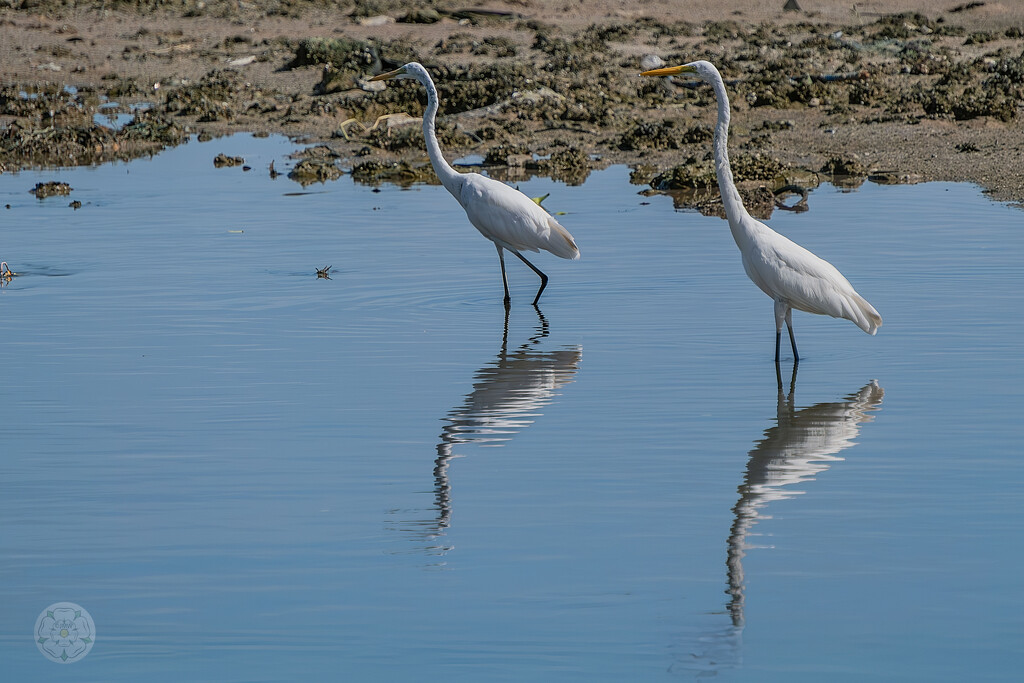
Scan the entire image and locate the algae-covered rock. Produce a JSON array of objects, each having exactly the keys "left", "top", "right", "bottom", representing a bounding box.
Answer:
[
  {"left": 287, "top": 37, "right": 375, "bottom": 71},
  {"left": 163, "top": 69, "right": 250, "bottom": 122},
  {"left": 349, "top": 158, "right": 436, "bottom": 186},
  {"left": 399, "top": 9, "right": 442, "bottom": 24},
  {"left": 365, "top": 125, "right": 425, "bottom": 152},
  {"left": 821, "top": 154, "right": 867, "bottom": 176},
  {"left": 214, "top": 153, "right": 244, "bottom": 167},
  {"left": 617, "top": 120, "right": 712, "bottom": 151},
  {"left": 121, "top": 110, "right": 187, "bottom": 145},
  {"left": 628, "top": 164, "right": 659, "bottom": 186},
  {"left": 527, "top": 146, "right": 592, "bottom": 185},
  {"left": 651, "top": 157, "right": 717, "bottom": 190},
  {"left": 868, "top": 170, "right": 923, "bottom": 185},
  {"left": 29, "top": 181, "right": 72, "bottom": 198},
  {"left": 484, "top": 142, "right": 531, "bottom": 166},
  {"left": 730, "top": 152, "right": 789, "bottom": 182},
  {"left": 288, "top": 158, "right": 342, "bottom": 185}
]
